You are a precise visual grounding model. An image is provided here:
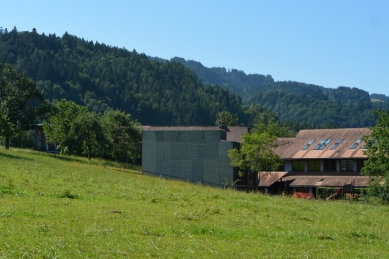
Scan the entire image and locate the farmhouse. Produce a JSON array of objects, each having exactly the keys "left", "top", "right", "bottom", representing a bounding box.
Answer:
[
  {"left": 261, "top": 128, "right": 371, "bottom": 196},
  {"left": 142, "top": 126, "right": 248, "bottom": 187},
  {"left": 141, "top": 125, "right": 372, "bottom": 198}
]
